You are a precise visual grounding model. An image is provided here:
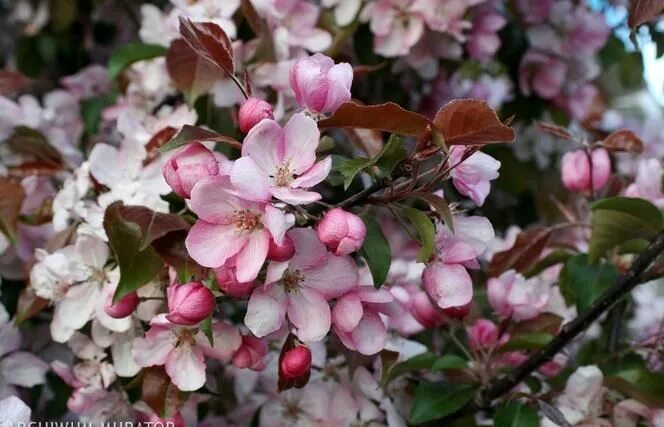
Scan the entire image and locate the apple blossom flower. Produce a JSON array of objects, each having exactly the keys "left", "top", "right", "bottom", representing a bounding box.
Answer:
[
  {"left": 360, "top": 0, "right": 425, "bottom": 57},
  {"left": 541, "top": 365, "right": 604, "bottom": 427},
  {"left": 290, "top": 54, "right": 353, "bottom": 114},
  {"left": 163, "top": 142, "right": 222, "bottom": 198},
  {"left": 133, "top": 314, "right": 242, "bottom": 391},
  {"left": 166, "top": 282, "right": 216, "bottom": 325},
  {"left": 423, "top": 262, "right": 473, "bottom": 310},
  {"left": 449, "top": 146, "right": 501, "bottom": 206},
  {"left": 170, "top": 0, "right": 241, "bottom": 39},
  {"left": 467, "top": 7, "right": 507, "bottom": 63},
  {"left": 214, "top": 265, "right": 256, "bottom": 298},
  {"left": 321, "top": 0, "right": 362, "bottom": 26},
  {"left": 230, "top": 113, "right": 332, "bottom": 205},
  {"left": 232, "top": 334, "right": 268, "bottom": 371},
  {"left": 239, "top": 97, "right": 274, "bottom": 133},
  {"left": 487, "top": 269, "right": 549, "bottom": 321},
  {"left": 561, "top": 148, "right": 611, "bottom": 193},
  {"left": 279, "top": 344, "right": 312, "bottom": 380},
  {"left": 410, "top": 290, "right": 445, "bottom": 328},
  {"left": 519, "top": 51, "right": 567, "bottom": 99},
  {"left": 60, "top": 64, "right": 111, "bottom": 100},
  {"left": 333, "top": 286, "right": 393, "bottom": 355},
  {"left": 316, "top": 208, "right": 366, "bottom": 255},
  {"left": 244, "top": 228, "right": 358, "bottom": 342},
  {"left": 466, "top": 318, "right": 499, "bottom": 351},
  {"left": 267, "top": 235, "right": 296, "bottom": 262},
  {"left": 0, "top": 396, "right": 31, "bottom": 425},
  {"left": 411, "top": 0, "right": 483, "bottom": 41},
  {"left": 185, "top": 175, "right": 295, "bottom": 281}
]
